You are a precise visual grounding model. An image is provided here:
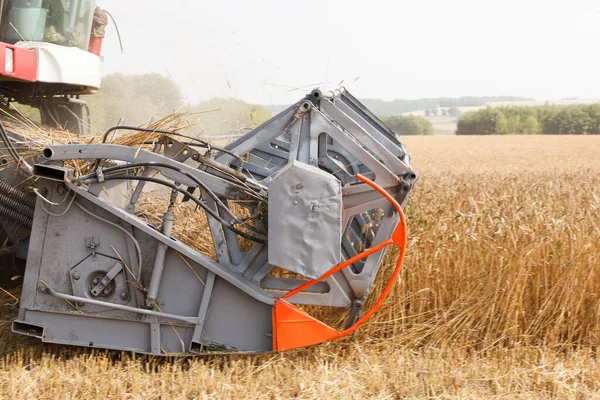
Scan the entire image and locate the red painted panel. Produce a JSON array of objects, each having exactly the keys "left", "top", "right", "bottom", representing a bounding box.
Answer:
[
  {"left": 88, "top": 37, "right": 103, "bottom": 56},
  {"left": 0, "top": 42, "right": 37, "bottom": 82}
]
